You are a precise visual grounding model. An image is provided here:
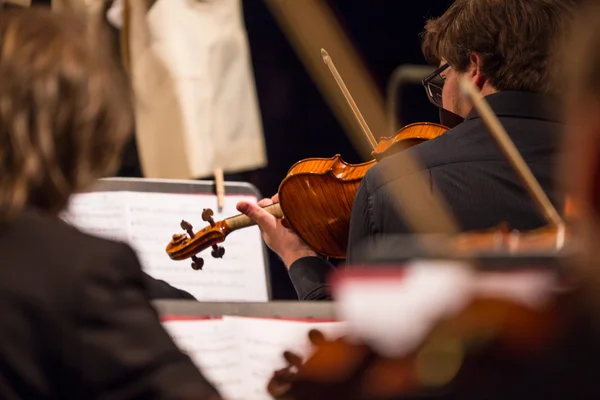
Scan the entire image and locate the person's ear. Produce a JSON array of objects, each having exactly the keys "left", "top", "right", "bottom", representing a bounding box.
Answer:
[{"left": 468, "top": 52, "right": 486, "bottom": 90}]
